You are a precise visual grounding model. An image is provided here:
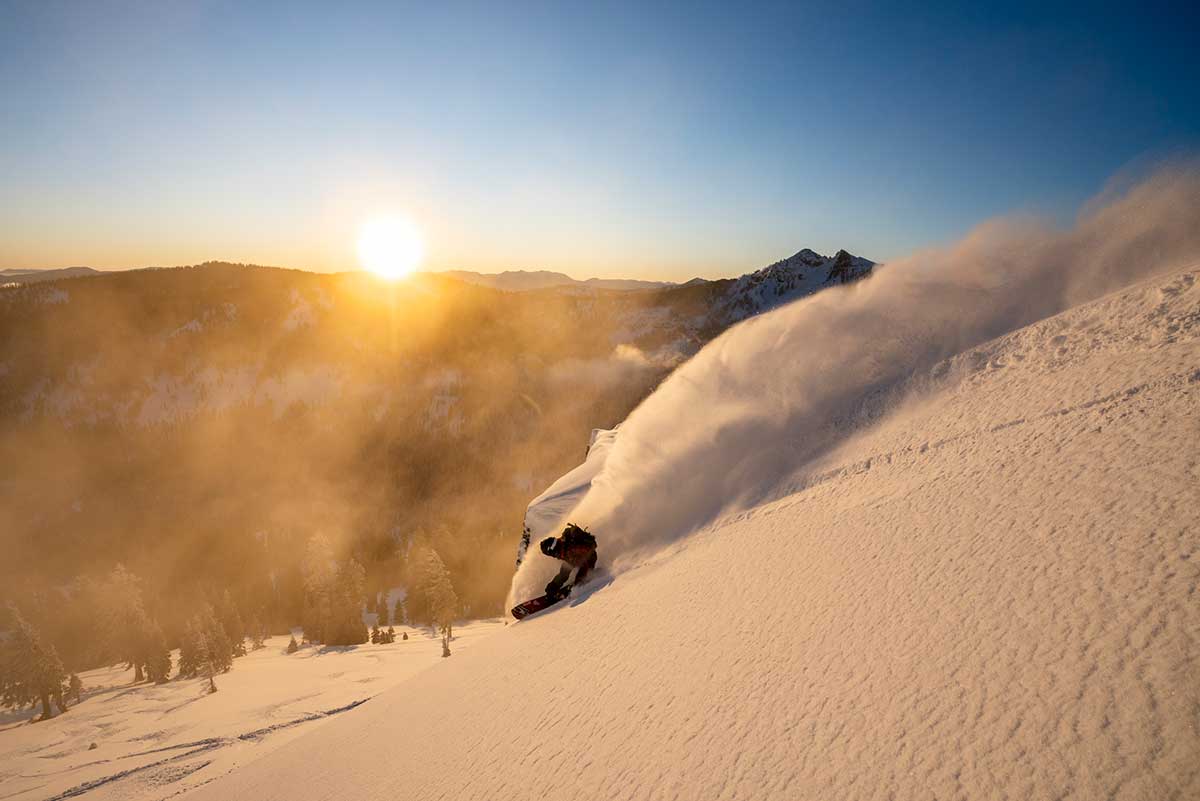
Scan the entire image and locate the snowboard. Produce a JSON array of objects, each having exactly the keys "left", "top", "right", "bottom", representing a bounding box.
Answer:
[{"left": 510, "top": 591, "right": 568, "bottom": 620}]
